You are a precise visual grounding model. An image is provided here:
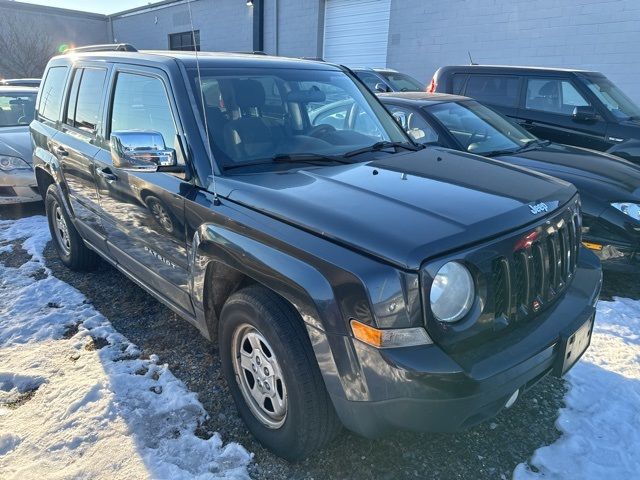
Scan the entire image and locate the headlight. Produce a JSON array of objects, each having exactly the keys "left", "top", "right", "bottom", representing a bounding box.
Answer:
[
  {"left": 611, "top": 202, "right": 640, "bottom": 221},
  {"left": 430, "top": 261, "right": 475, "bottom": 323},
  {"left": 0, "top": 155, "right": 30, "bottom": 171}
]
